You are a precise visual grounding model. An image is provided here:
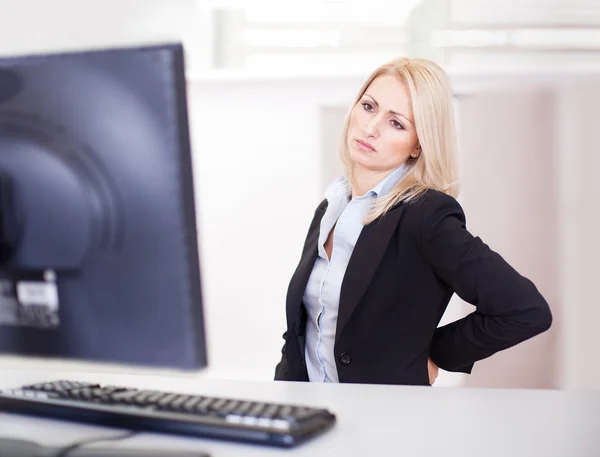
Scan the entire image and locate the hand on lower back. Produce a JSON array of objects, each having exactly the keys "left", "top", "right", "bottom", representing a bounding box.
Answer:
[{"left": 428, "top": 358, "right": 439, "bottom": 385}]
